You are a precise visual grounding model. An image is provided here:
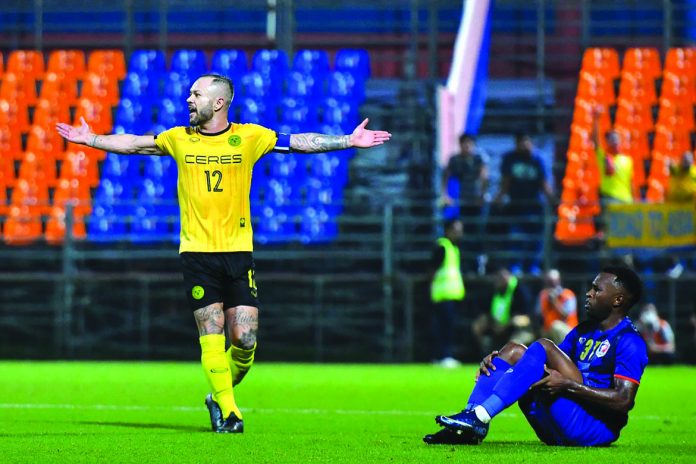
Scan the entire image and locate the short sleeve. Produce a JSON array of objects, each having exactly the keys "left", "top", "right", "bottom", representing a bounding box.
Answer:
[
  {"left": 251, "top": 124, "right": 280, "bottom": 162},
  {"left": 614, "top": 333, "right": 648, "bottom": 385},
  {"left": 154, "top": 128, "right": 176, "bottom": 155}
]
